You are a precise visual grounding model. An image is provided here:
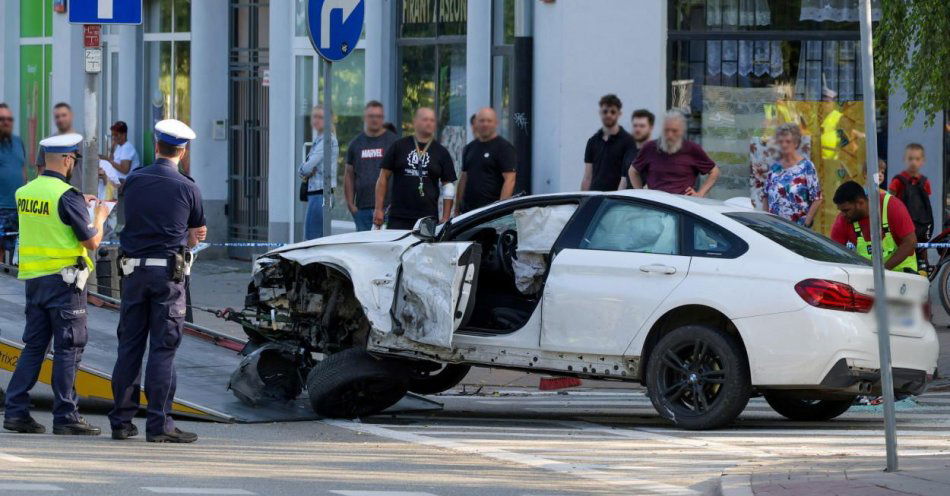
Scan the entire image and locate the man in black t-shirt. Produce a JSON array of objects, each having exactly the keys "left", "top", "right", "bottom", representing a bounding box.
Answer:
[
  {"left": 345, "top": 101, "right": 398, "bottom": 231},
  {"left": 375, "top": 107, "right": 457, "bottom": 230},
  {"left": 456, "top": 108, "right": 517, "bottom": 214},
  {"left": 581, "top": 94, "right": 636, "bottom": 192}
]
